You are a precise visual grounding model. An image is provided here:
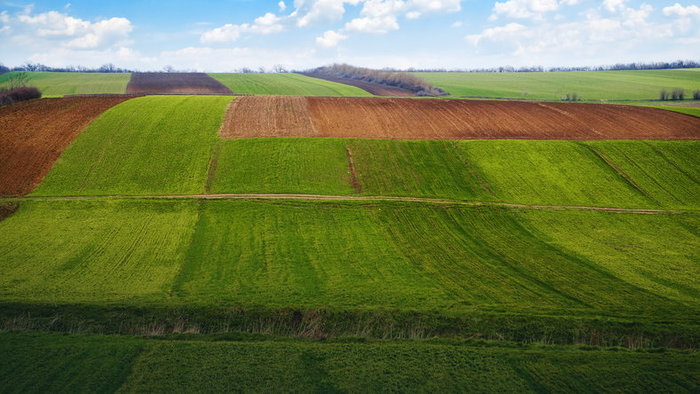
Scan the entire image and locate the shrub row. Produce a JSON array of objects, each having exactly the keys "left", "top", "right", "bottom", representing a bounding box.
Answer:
[
  {"left": 0, "top": 87, "right": 42, "bottom": 106},
  {"left": 310, "top": 64, "right": 448, "bottom": 96}
]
